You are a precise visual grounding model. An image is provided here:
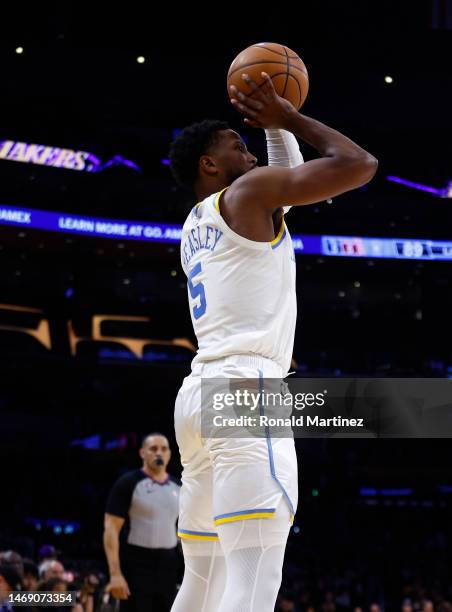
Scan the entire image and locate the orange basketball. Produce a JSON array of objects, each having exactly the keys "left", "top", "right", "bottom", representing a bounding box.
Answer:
[{"left": 227, "top": 42, "right": 309, "bottom": 110}]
